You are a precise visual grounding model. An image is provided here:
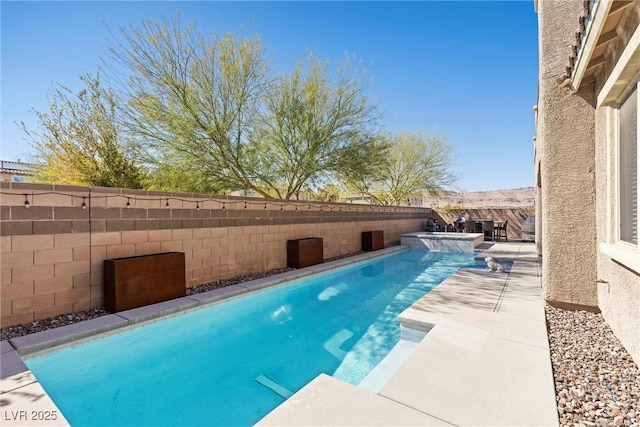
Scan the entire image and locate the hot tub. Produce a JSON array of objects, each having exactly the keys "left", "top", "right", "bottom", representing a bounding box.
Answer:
[{"left": 400, "top": 232, "right": 485, "bottom": 253}]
